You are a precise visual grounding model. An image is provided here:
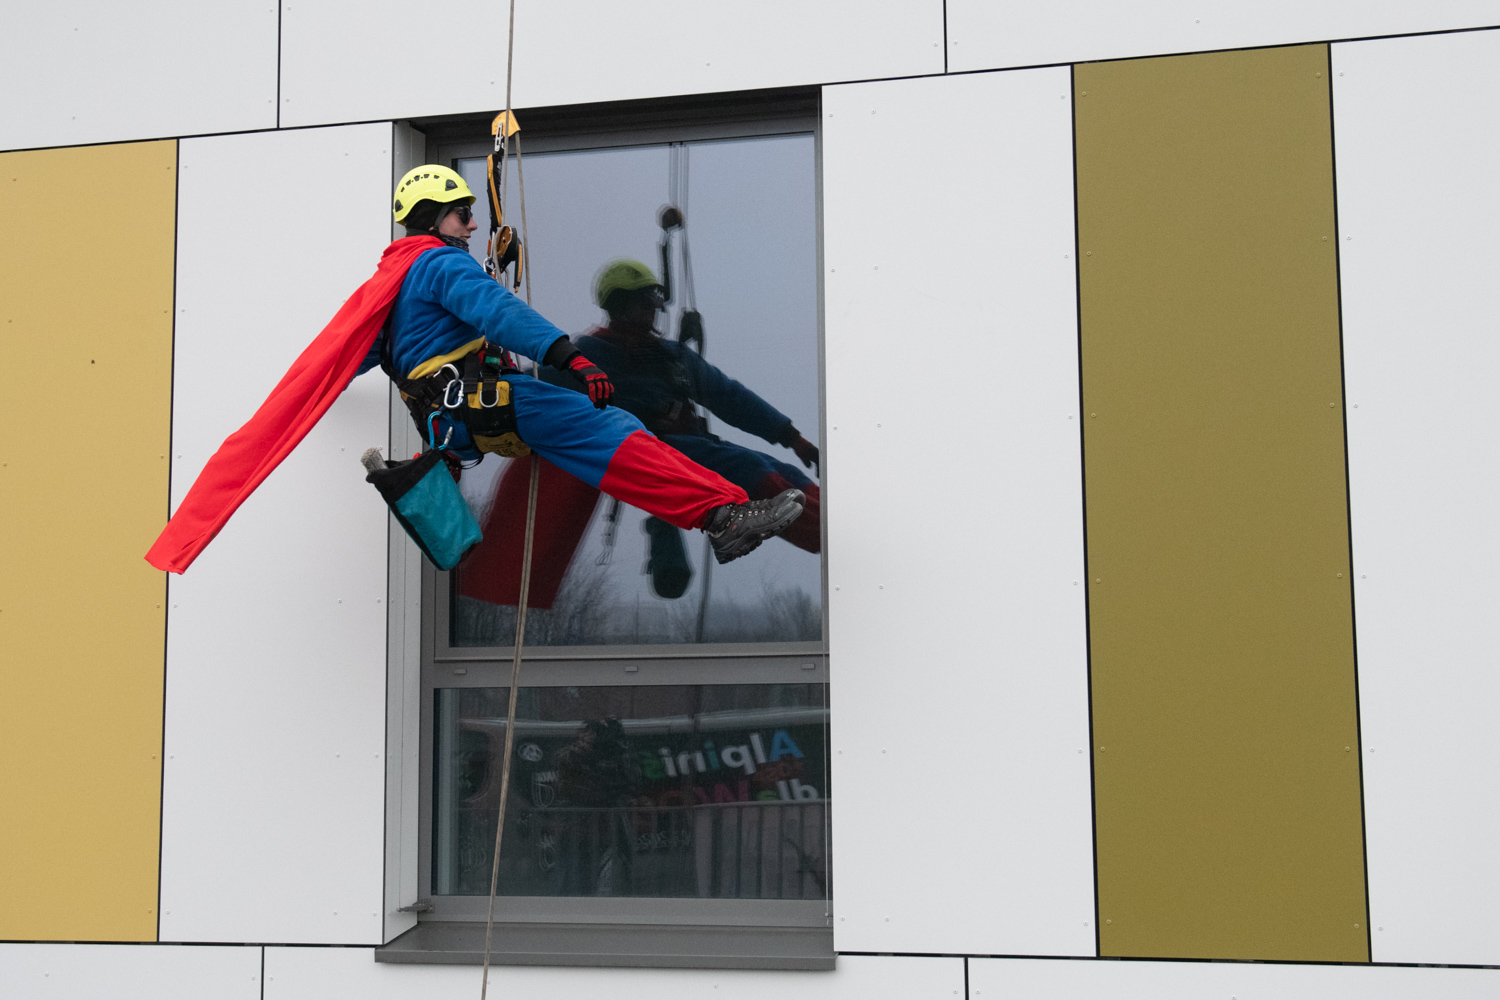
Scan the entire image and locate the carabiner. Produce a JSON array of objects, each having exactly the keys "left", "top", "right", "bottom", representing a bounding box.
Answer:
[
  {"left": 434, "top": 363, "right": 463, "bottom": 410},
  {"left": 425, "top": 411, "right": 454, "bottom": 451},
  {"left": 478, "top": 380, "right": 502, "bottom": 408}
]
